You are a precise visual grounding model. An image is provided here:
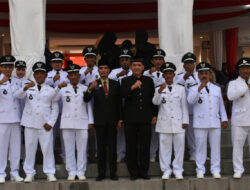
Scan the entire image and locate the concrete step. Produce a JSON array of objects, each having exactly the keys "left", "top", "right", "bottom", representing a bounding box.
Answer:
[
  {"left": 6, "top": 159, "right": 250, "bottom": 180},
  {"left": 35, "top": 142, "right": 250, "bottom": 165},
  {"left": 2, "top": 176, "right": 250, "bottom": 190}
]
